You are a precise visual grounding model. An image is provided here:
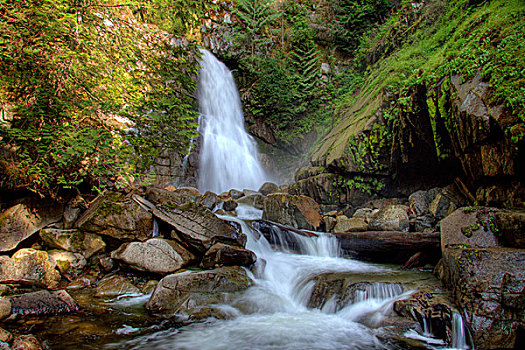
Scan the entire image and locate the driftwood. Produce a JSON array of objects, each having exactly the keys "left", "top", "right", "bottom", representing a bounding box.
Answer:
[{"left": 335, "top": 231, "right": 441, "bottom": 264}]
